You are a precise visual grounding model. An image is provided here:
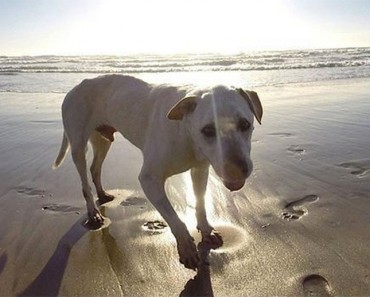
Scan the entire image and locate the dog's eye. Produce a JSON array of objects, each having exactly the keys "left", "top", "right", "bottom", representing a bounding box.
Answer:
[
  {"left": 238, "top": 119, "right": 250, "bottom": 132},
  {"left": 201, "top": 124, "right": 216, "bottom": 138}
]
